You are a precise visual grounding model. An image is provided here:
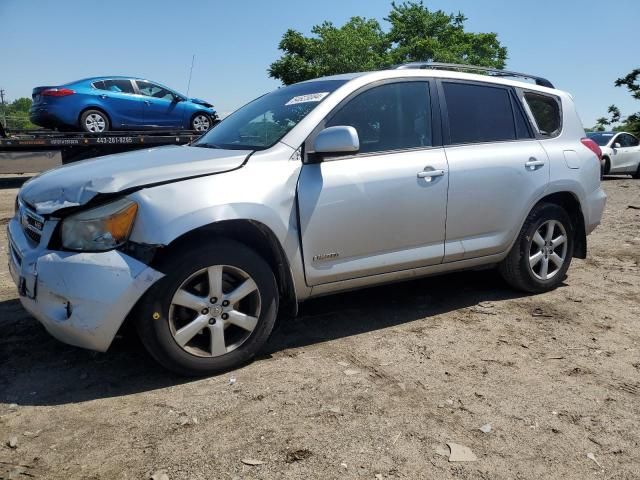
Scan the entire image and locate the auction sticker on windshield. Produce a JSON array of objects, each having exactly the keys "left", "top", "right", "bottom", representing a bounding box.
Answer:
[{"left": 285, "top": 92, "right": 330, "bottom": 106}]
